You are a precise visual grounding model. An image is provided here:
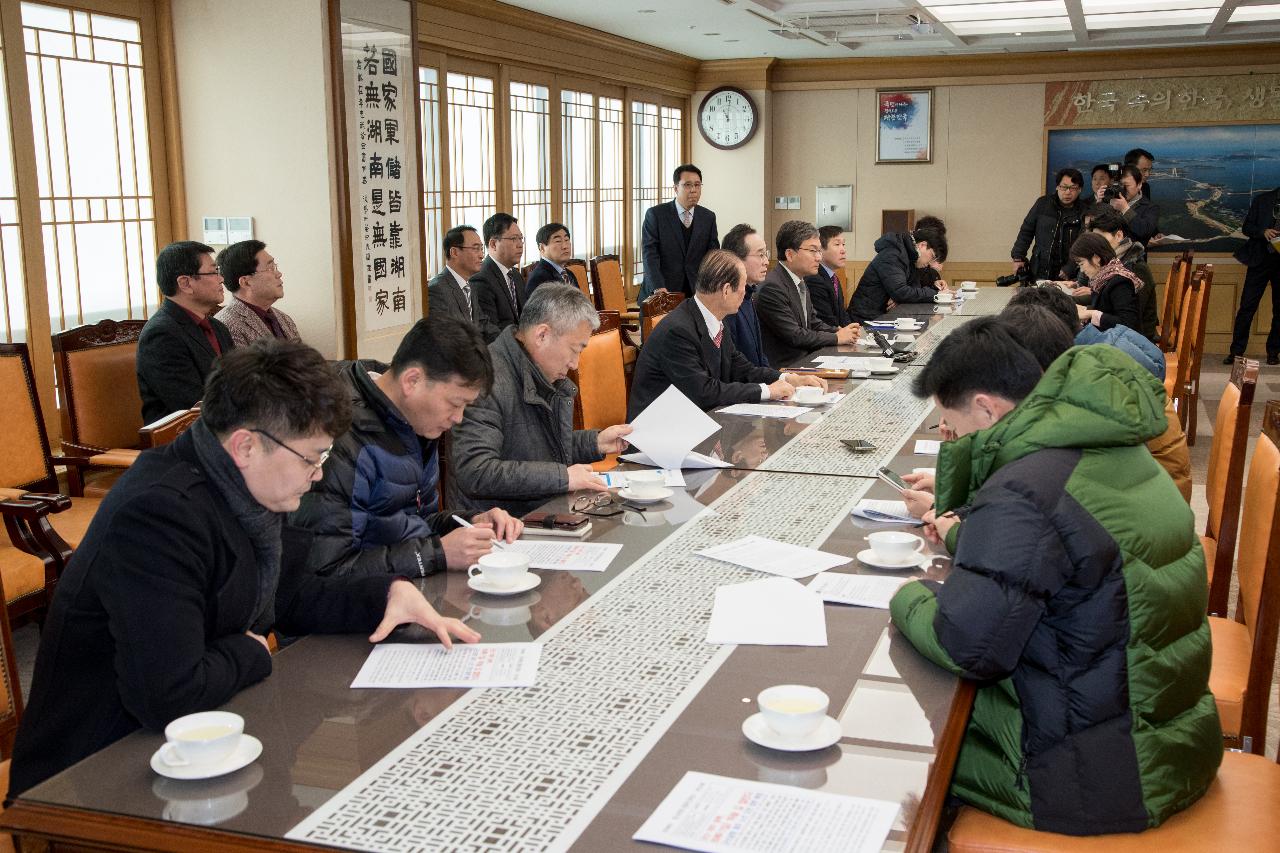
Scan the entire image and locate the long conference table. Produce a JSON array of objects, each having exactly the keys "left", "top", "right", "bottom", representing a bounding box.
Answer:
[{"left": 2, "top": 288, "right": 1012, "bottom": 852}]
